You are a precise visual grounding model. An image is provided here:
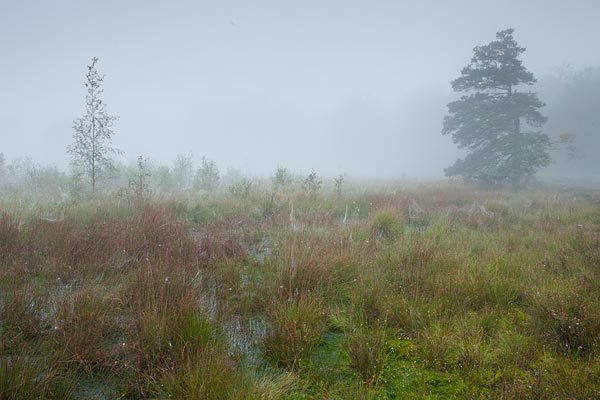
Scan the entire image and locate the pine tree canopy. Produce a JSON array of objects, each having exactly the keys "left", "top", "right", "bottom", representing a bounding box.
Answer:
[{"left": 443, "top": 29, "right": 551, "bottom": 186}]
